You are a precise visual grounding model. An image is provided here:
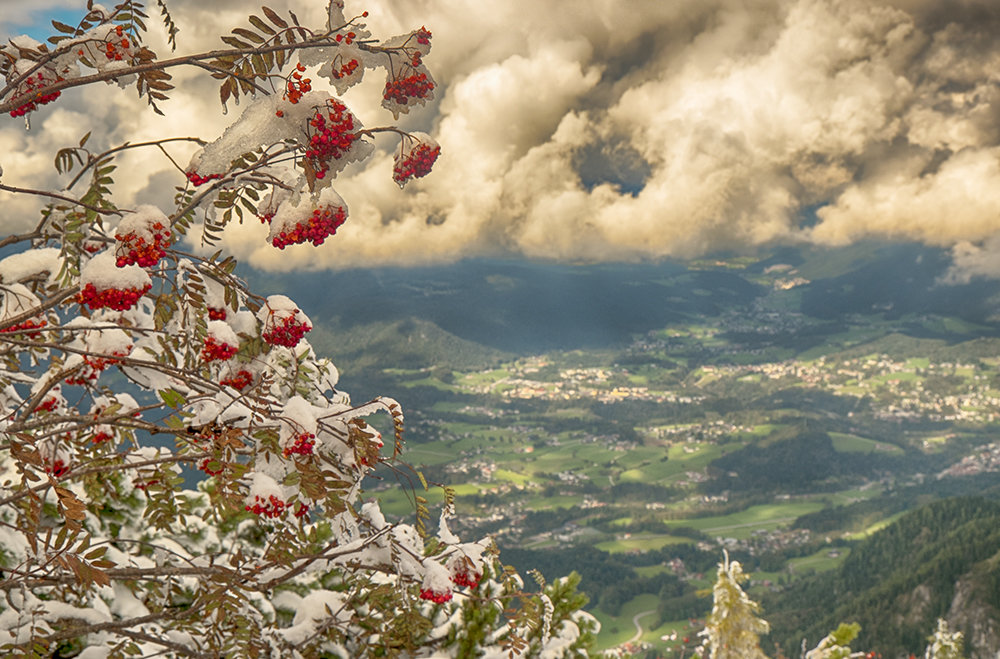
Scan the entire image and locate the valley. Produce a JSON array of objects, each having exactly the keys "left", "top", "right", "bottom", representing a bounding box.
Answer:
[{"left": 245, "top": 243, "right": 1000, "bottom": 657}]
